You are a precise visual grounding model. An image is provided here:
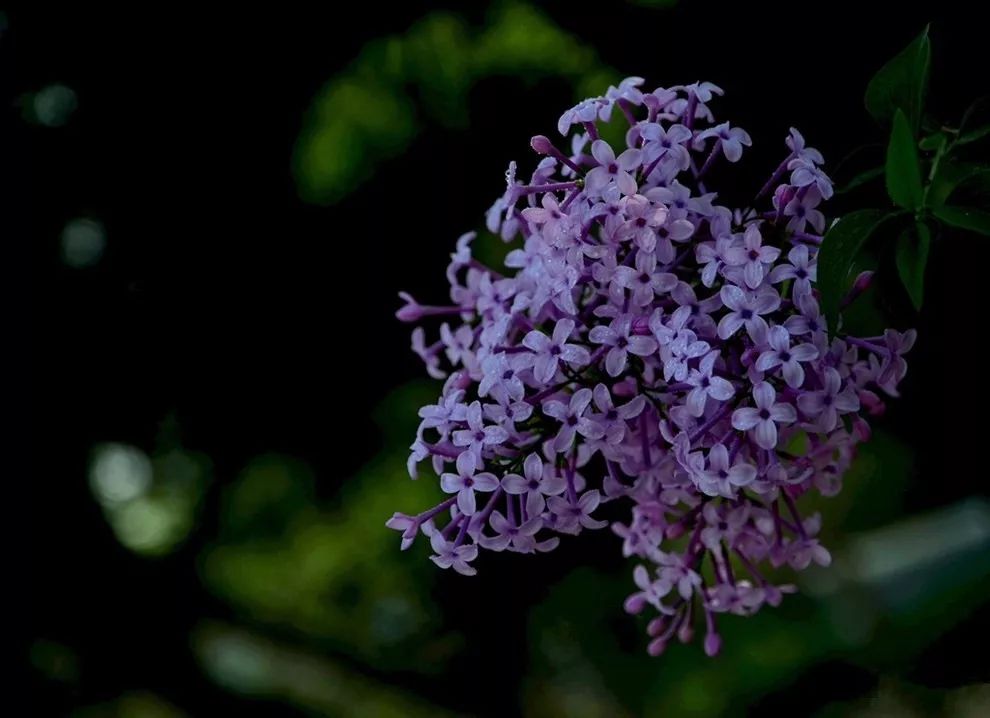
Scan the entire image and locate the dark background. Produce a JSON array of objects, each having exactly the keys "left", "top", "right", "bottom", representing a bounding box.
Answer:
[{"left": 21, "top": 2, "right": 989, "bottom": 716}]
